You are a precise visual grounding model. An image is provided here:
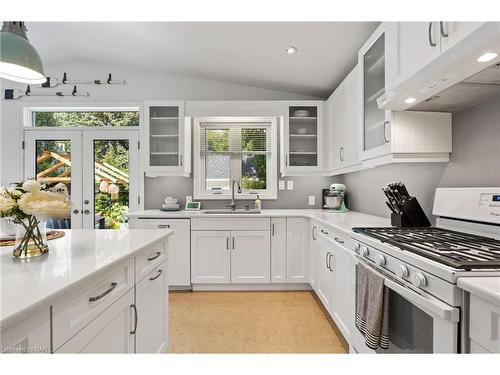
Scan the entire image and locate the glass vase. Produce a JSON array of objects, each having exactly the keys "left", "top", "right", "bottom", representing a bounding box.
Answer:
[{"left": 13, "top": 216, "right": 48, "bottom": 259}]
